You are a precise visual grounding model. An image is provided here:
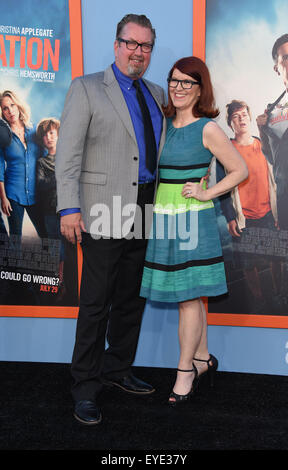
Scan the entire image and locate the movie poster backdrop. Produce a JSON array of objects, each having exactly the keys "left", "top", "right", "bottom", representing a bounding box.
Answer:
[
  {"left": 193, "top": 0, "right": 288, "bottom": 327},
  {"left": 0, "top": 0, "right": 83, "bottom": 317}
]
